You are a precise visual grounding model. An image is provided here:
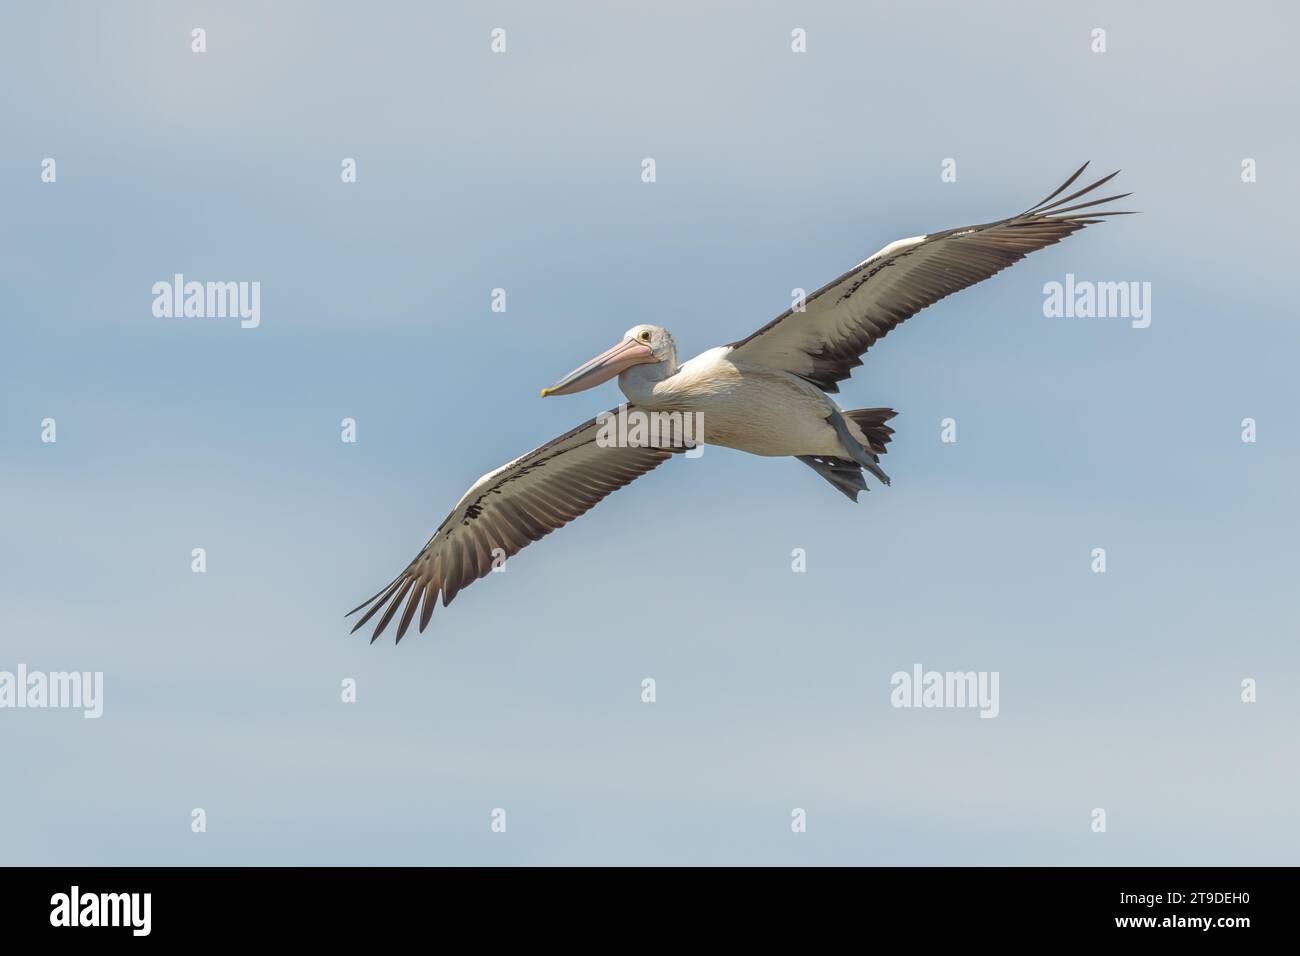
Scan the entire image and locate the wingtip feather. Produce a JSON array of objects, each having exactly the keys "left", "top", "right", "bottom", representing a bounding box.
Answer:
[{"left": 1027, "top": 161, "right": 1090, "bottom": 211}]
